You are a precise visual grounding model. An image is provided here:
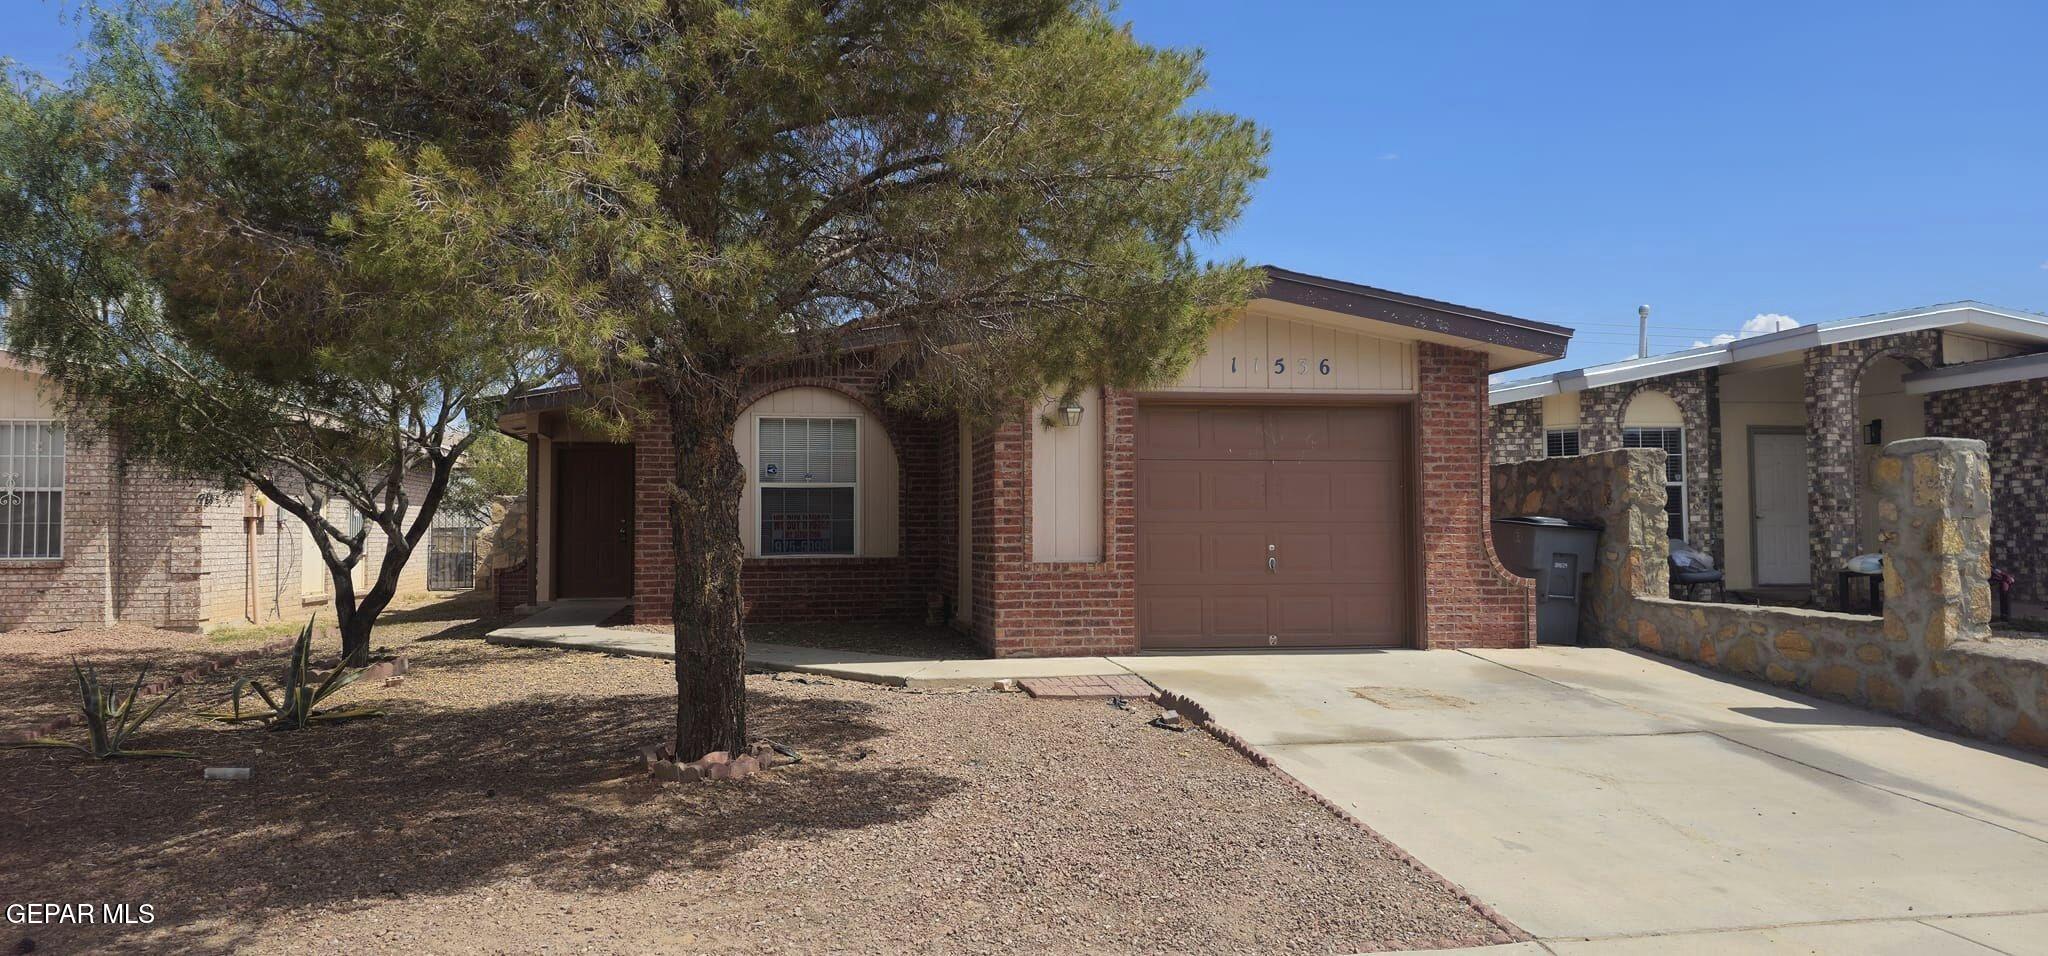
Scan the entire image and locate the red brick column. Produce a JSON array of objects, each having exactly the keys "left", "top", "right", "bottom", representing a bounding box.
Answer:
[
  {"left": 1417, "top": 343, "right": 1535, "bottom": 649},
  {"left": 973, "top": 390, "right": 1138, "bottom": 657}
]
